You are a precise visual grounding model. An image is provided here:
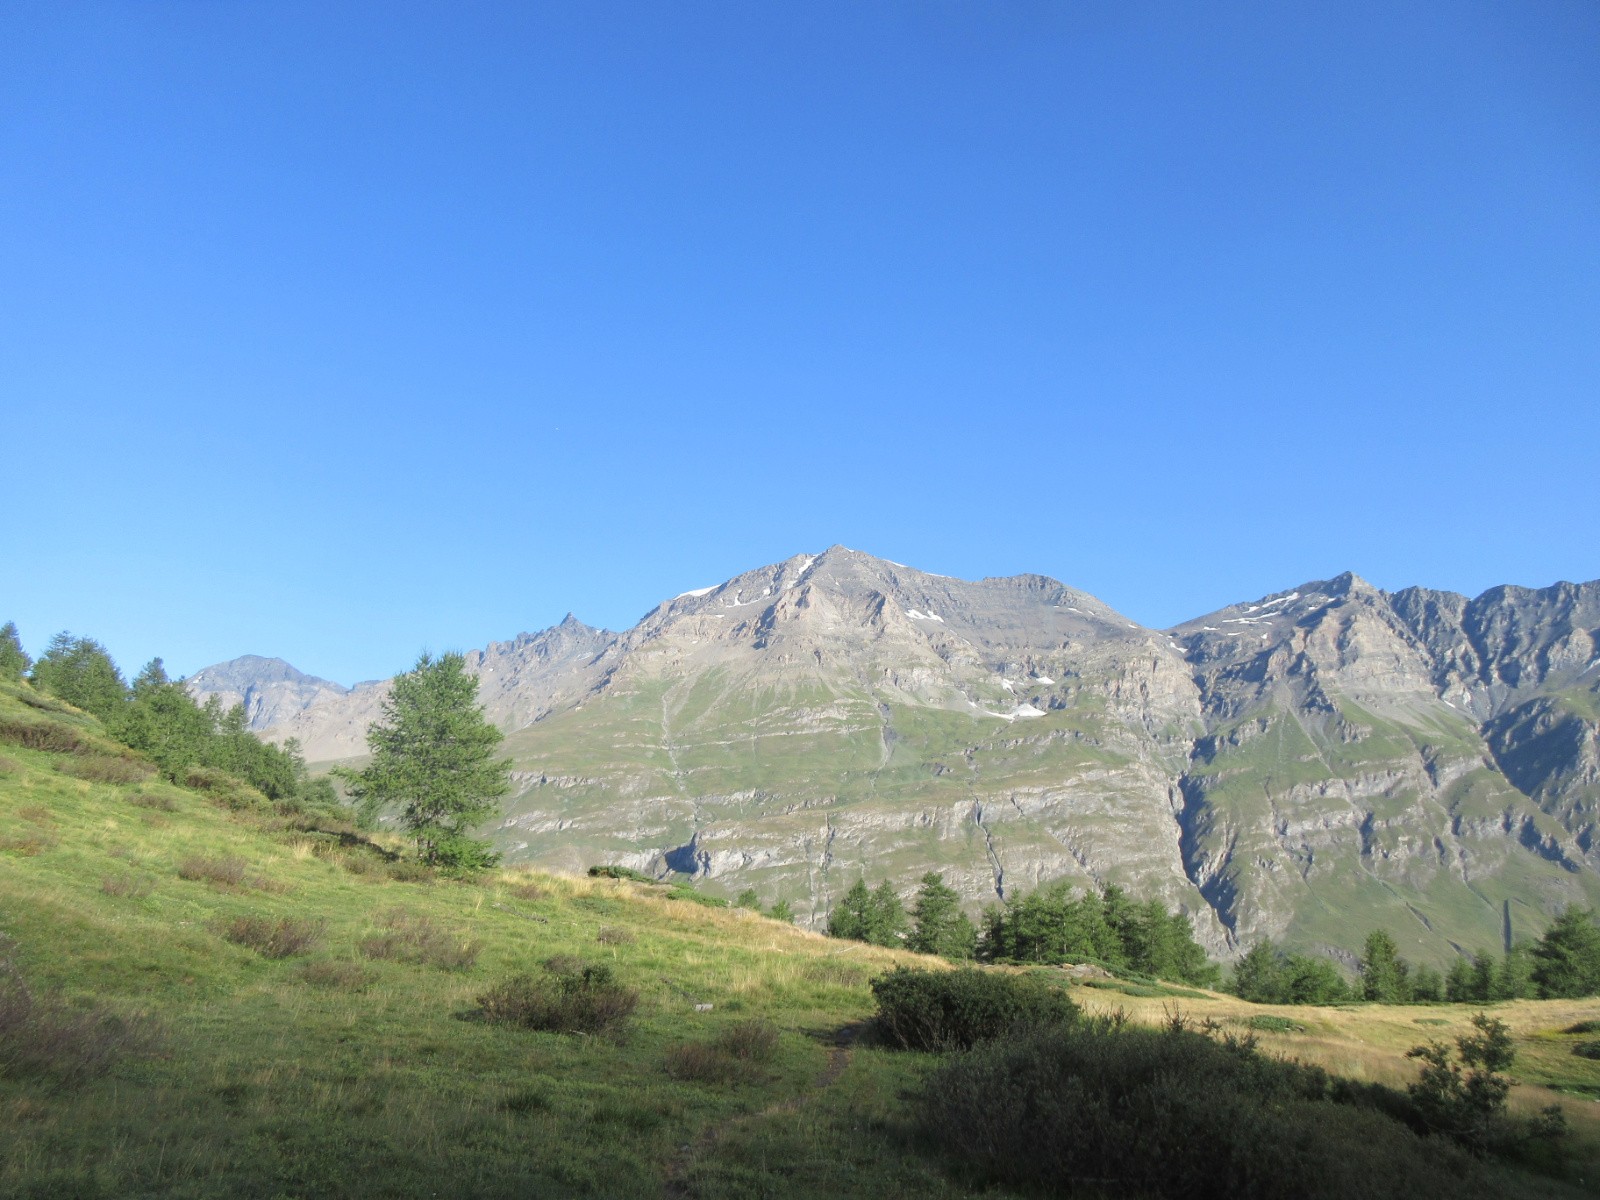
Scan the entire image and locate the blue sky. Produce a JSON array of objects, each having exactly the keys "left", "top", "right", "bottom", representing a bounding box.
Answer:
[{"left": 3, "top": 1, "right": 1597, "bottom": 684}]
